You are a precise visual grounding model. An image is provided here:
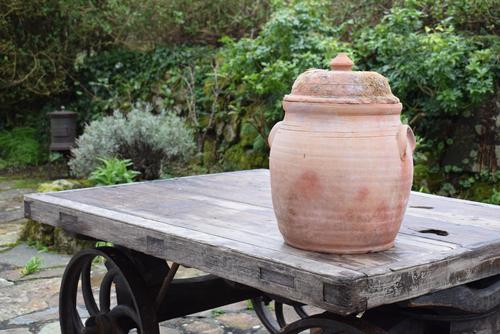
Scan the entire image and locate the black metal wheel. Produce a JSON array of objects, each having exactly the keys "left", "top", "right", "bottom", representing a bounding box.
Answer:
[
  {"left": 280, "top": 312, "right": 387, "bottom": 334},
  {"left": 59, "top": 247, "right": 159, "bottom": 334},
  {"left": 252, "top": 295, "right": 310, "bottom": 334}
]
